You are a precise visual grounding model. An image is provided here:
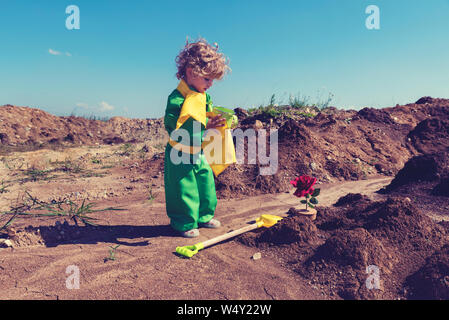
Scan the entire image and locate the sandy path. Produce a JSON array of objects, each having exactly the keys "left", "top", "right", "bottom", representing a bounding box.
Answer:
[{"left": 0, "top": 176, "right": 393, "bottom": 300}]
